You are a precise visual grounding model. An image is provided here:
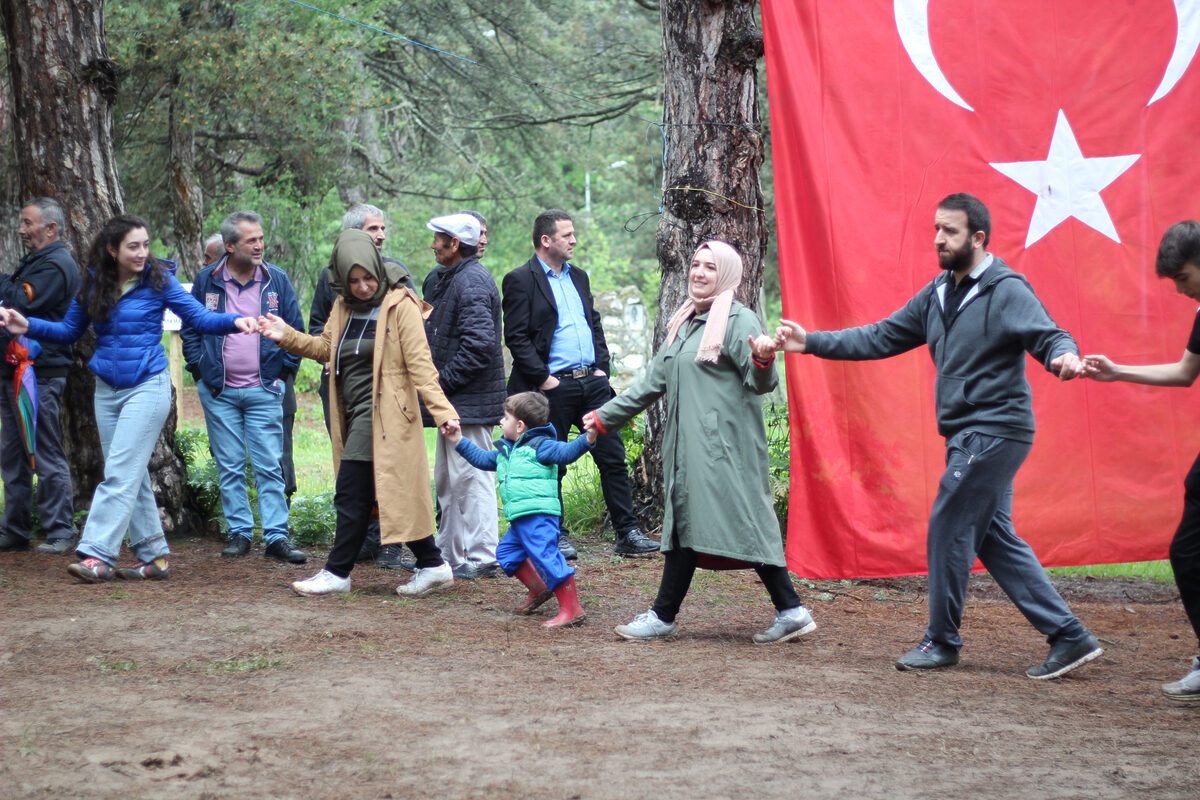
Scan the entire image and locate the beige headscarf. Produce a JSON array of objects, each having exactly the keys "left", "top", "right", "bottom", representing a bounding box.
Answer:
[{"left": 662, "top": 240, "right": 743, "bottom": 362}]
